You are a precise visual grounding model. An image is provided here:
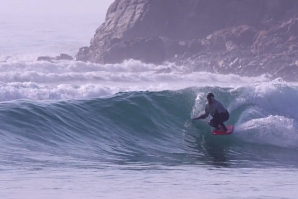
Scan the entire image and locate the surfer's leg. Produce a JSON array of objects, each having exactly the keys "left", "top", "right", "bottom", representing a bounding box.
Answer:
[
  {"left": 208, "top": 120, "right": 219, "bottom": 129},
  {"left": 219, "top": 111, "right": 229, "bottom": 131},
  {"left": 219, "top": 122, "right": 227, "bottom": 131},
  {"left": 209, "top": 114, "right": 220, "bottom": 129}
]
